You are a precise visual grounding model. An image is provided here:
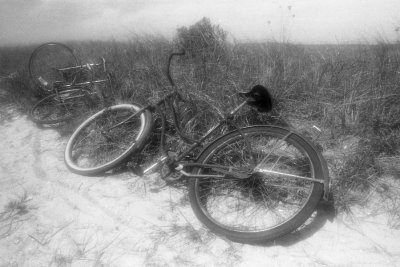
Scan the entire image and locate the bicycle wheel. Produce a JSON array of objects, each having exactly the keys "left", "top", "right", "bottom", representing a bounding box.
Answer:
[
  {"left": 188, "top": 126, "right": 325, "bottom": 243},
  {"left": 30, "top": 88, "right": 93, "bottom": 124},
  {"left": 64, "top": 104, "right": 153, "bottom": 175},
  {"left": 29, "top": 42, "right": 78, "bottom": 92}
]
